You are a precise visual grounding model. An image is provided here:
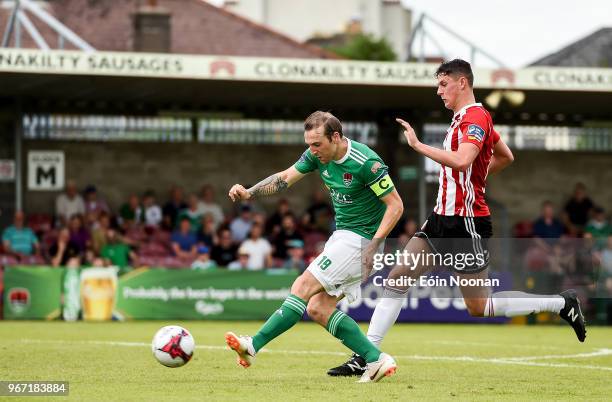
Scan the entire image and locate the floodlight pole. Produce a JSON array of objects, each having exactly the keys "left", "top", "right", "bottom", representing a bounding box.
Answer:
[
  {"left": 15, "top": 101, "right": 23, "bottom": 212},
  {"left": 18, "top": 9, "right": 49, "bottom": 49},
  {"left": 407, "top": 13, "right": 506, "bottom": 68},
  {"left": 1, "top": 0, "right": 95, "bottom": 51},
  {"left": 2, "top": 0, "right": 20, "bottom": 47}
]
